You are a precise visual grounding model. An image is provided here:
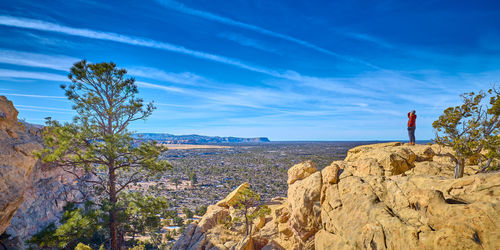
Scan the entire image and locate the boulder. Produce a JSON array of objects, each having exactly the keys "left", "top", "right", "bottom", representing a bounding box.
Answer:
[
  {"left": 198, "top": 205, "right": 229, "bottom": 232},
  {"left": 345, "top": 143, "right": 417, "bottom": 176},
  {"left": 172, "top": 224, "right": 211, "bottom": 250},
  {"left": 235, "top": 236, "right": 254, "bottom": 250},
  {"left": 411, "top": 145, "right": 435, "bottom": 162},
  {"left": 321, "top": 162, "right": 341, "bottom": 185},
  {"left": 287, "top": 161, "right": 318, "bottom": 185},
  {"left": 287, "top": 171, "right": 322, "bottom": 242},
  {"left": 217, "top": 182, "right": 250, "bottom": 208},
  {"left": 278, "top": 222, "right": 293, "bottom": 237},
  {"left": 345, "top": 142, "right": 402, "bottom": 161},
  {"left": 320, "top": 163, "right": 341, "bottom": 204}
]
